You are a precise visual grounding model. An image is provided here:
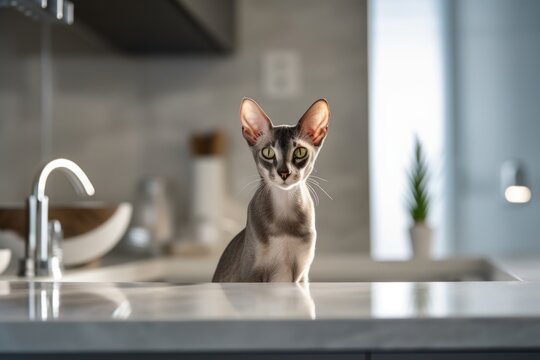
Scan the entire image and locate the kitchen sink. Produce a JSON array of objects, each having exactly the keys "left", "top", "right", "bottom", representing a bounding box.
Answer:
[{"left": 61, "top": 255, "right": 519, "bottom": 283}]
